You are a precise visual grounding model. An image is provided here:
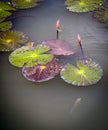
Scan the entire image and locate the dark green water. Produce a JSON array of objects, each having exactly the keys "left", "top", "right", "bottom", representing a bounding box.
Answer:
[{"left": 1, "top": 0, "right": 108, "bottom": 130}]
